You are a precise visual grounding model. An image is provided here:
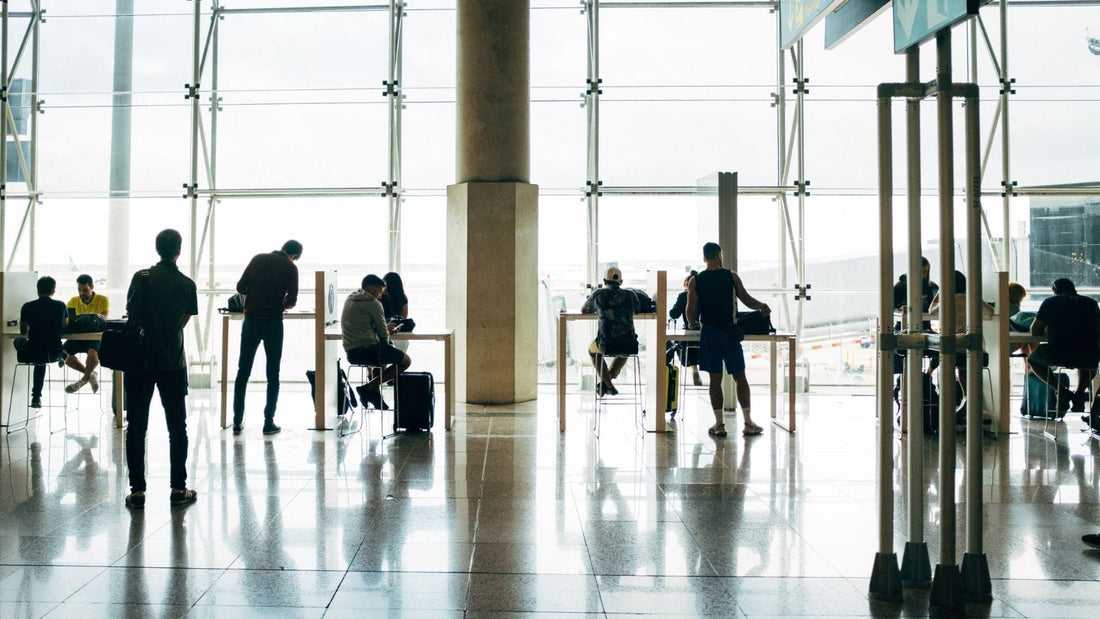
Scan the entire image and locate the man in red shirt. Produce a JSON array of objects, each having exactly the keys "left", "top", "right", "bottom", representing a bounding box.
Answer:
[{"left": 232, "top": 240, "right": 302, "bottom": 435}]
